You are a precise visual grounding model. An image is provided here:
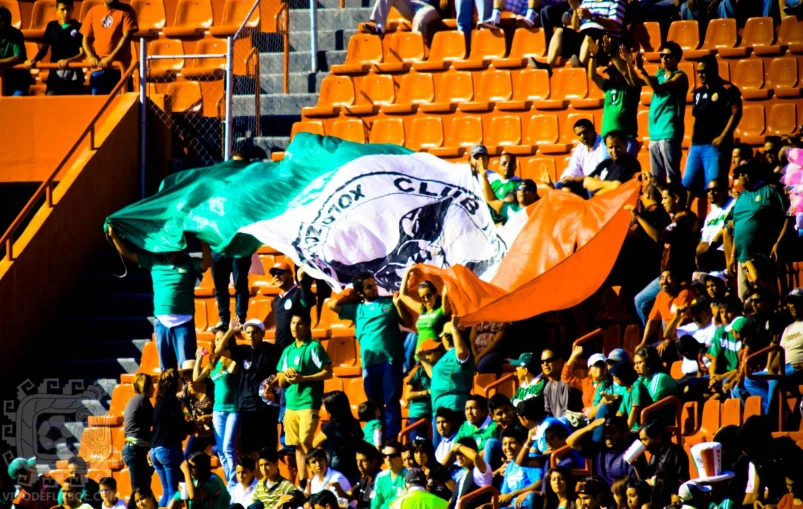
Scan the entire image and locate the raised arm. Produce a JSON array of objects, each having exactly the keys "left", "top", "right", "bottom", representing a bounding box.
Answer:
[
  {"left": 397, "top": 265, "right": 422, "bottom": 313},
  {"left": 586, "top": 39, "right": 606, "bottom": 91},
  {"left": 441, "top": 285, "right": 452, "bottom": 316},
  {"left": 214, "top": 318, "right": 240, "bottom": 356},
  {"left": 107, "top": 226, "right": 139, "bottom": 263},
  {"left": 199, "top": 241, "right": 213, "bottom": 272},
  {"left": 477, "top": 162, "right": 505, "bottom": 213},
  {"left": 566, "top": 418, "right": 605, "bottom": 452},
  {"left": 449, "top": 316, "right": 471, "bottom": 362}
]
